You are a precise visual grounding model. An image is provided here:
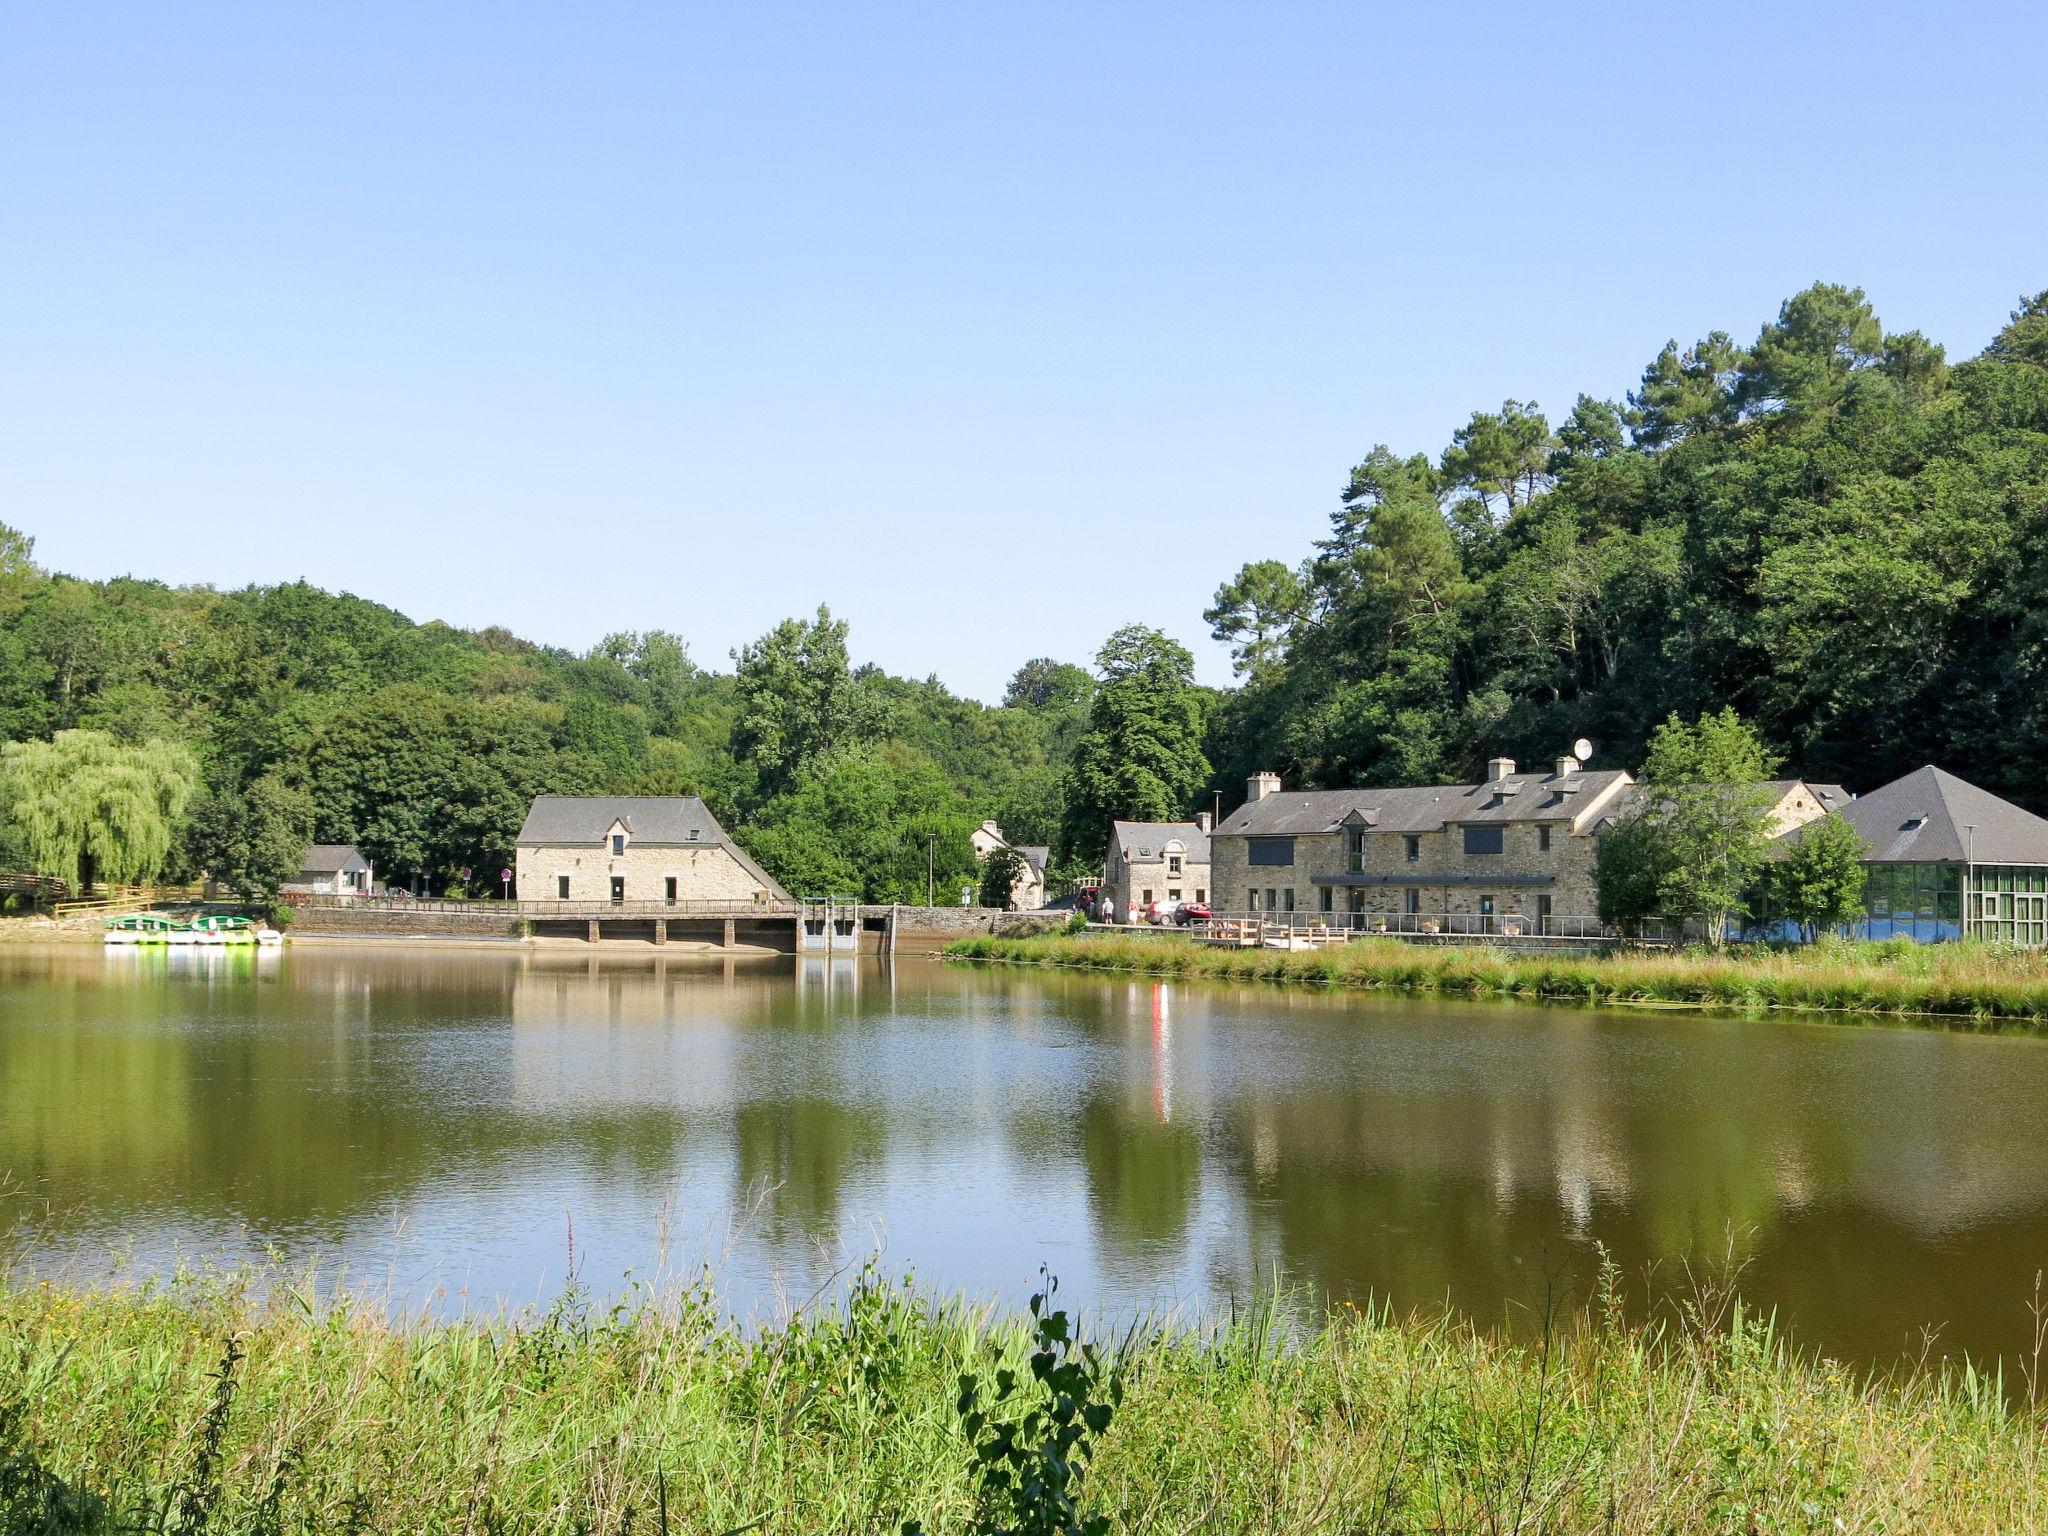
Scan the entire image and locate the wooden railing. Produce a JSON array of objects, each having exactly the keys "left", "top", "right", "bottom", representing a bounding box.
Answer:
[{"left": 1107, "top": 909, "right": 1676, "bottom": 946}]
